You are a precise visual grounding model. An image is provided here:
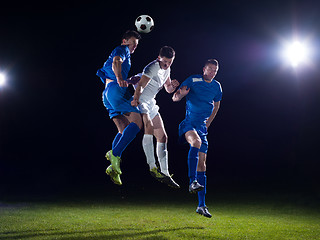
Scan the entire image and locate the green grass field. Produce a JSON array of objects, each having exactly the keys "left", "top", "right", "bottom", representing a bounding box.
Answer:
[{"left": 1, "top": 191, "right": 320, "bottom": 240}]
